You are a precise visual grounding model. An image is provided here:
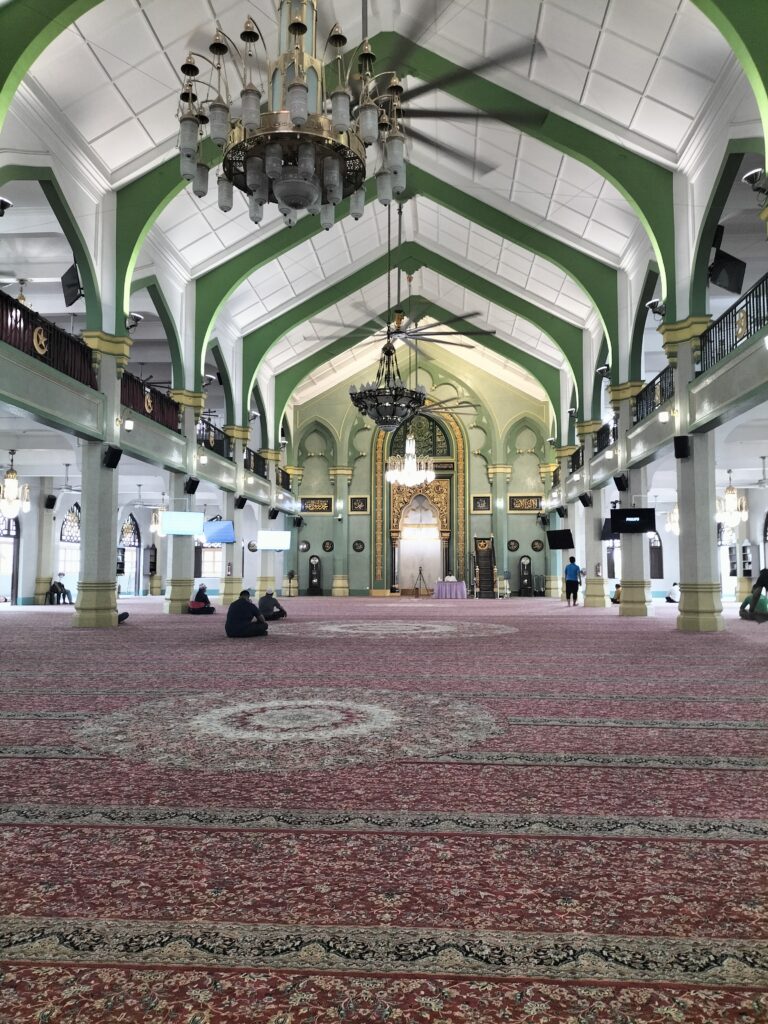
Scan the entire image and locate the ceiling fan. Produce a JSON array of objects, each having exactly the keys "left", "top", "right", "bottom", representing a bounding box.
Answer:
[
  {"left": 750, "top": 455, "right": 768, "bottom": 488},
  {"left": 56, "top": 463, "right": 81, "bottom": 494}
]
